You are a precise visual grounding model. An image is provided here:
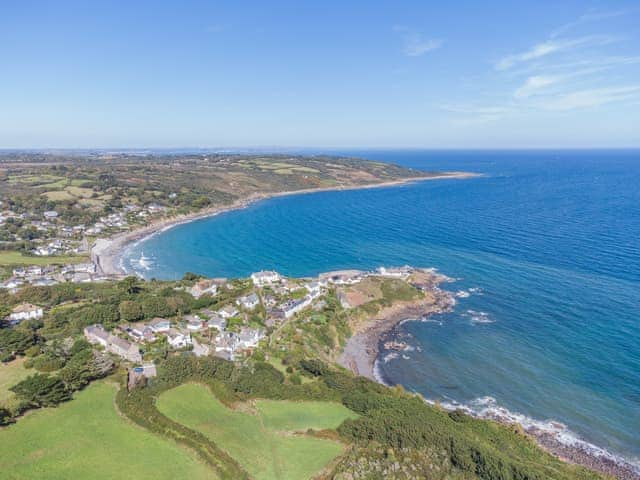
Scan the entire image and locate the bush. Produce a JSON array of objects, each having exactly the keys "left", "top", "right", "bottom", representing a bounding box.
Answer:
[
  {"left": 119, "top": 301, "right": 143, "bottom": 322},
  {"left": 32, "top": 353, "right": 66, "bottom": 372},
  {"left": 10, "top": 373, "right": 71, "bottom": 407},
  {"left": 0, "top": 328, "right": 37, "bottom": 354}
]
